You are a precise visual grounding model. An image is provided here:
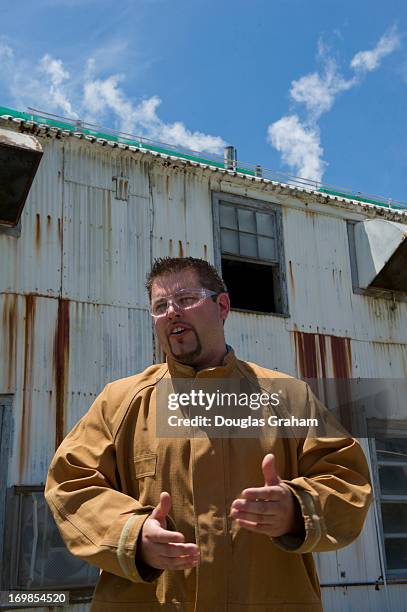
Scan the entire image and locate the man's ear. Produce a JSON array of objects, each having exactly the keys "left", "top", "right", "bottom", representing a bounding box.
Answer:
[{"left": 217, "top": 292, "right": 230, "bottom": 322}]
